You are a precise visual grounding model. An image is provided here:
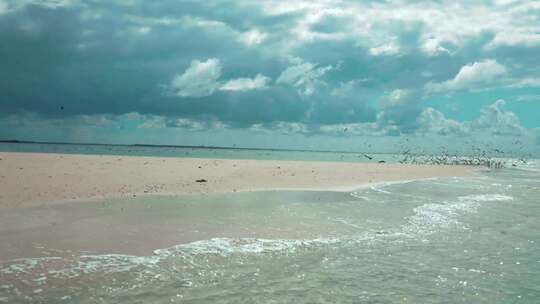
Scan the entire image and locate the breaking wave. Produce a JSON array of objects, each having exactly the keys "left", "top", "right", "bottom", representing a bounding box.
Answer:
[{"left": 0, "top": 190, "right": 514, "bottom": 286}]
